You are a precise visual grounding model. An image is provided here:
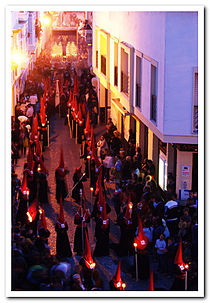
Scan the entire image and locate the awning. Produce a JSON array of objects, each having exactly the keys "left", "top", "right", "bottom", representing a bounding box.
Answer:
[{"left": 111, "top": 98, "right": 130, "bottom": 116}]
